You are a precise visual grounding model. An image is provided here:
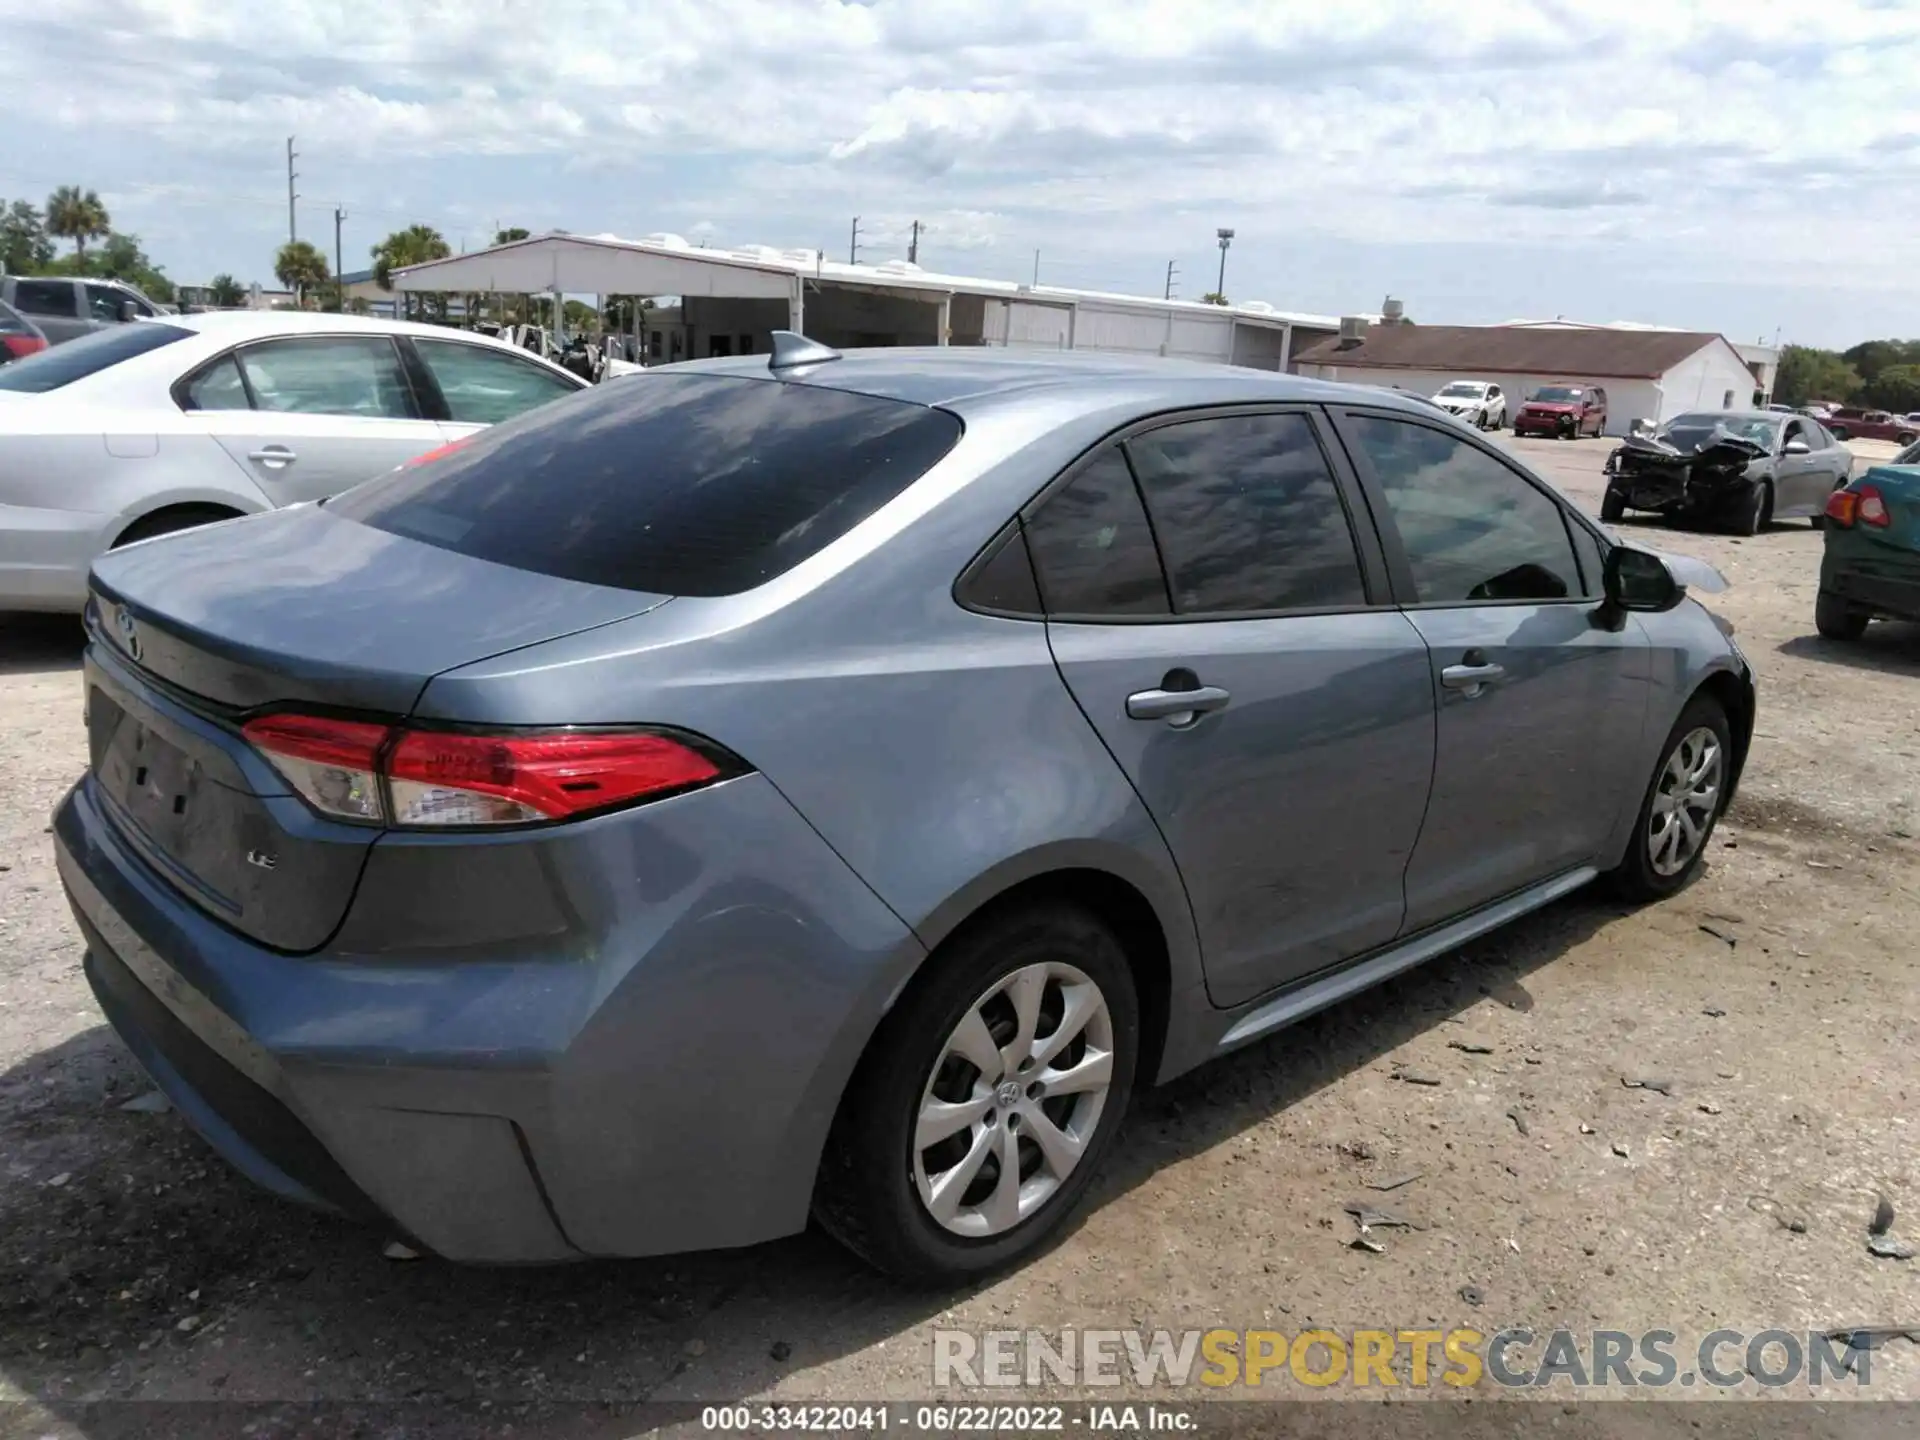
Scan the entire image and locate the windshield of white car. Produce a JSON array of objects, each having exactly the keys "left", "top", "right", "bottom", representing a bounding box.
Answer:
[
  {"left": 0, "top": 321, "right": 192, "bottom": 393},
  {"left": 1438, "top": 383, "right": 1485, "bottom": 398}
]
